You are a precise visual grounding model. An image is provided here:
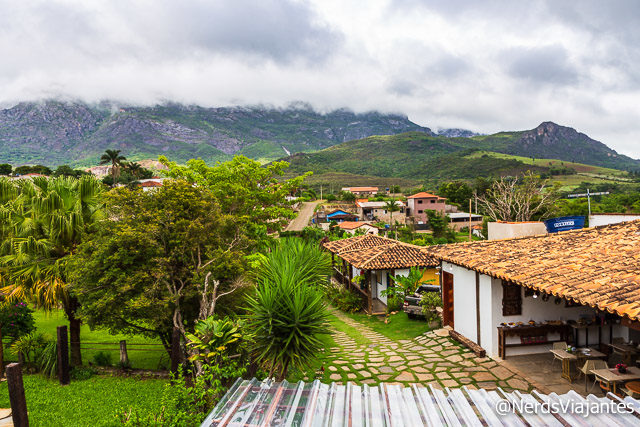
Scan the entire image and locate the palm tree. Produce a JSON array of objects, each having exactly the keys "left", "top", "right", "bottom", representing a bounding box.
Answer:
[
  {"left": 0, "top": 175, "right": 105, "bottom": 366},
  {"left": 384, "top": 198, "right": 401, "bottom": 239},
  {"left": 245, "top": 239, "right": 330, "bottom": 380},
  {"left": 124, "top": 162, "right": 143, "bottom": 179},
  {"left": 99, "top": 149, "right": 126, "bottom": 183}
]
